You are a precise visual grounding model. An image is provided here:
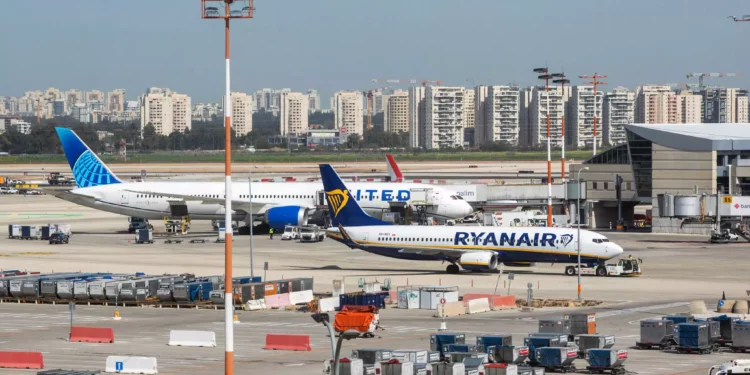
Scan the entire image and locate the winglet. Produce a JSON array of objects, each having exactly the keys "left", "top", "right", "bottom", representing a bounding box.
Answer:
[
  {"left": 386, "top": 154, "right": 403, "bottom": 182},
  {"left": 319, "top": 164, "right": 391, "bottom": 227},
  {"left": 55, "top": 127, "right": 121, "bottom": 188}
]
